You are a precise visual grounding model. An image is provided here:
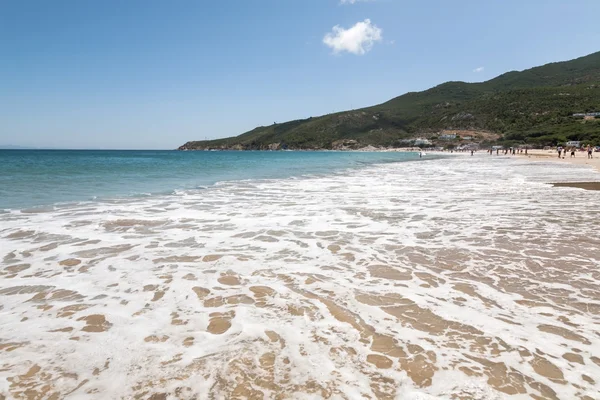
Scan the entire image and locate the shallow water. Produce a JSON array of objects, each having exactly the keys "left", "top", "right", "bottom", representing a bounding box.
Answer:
[
  {"left": 1, "top": 155, "right": 599, "bottom": 399},
  {"left": 0, "top": 150, "right": 421, "bottom": 210}
]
